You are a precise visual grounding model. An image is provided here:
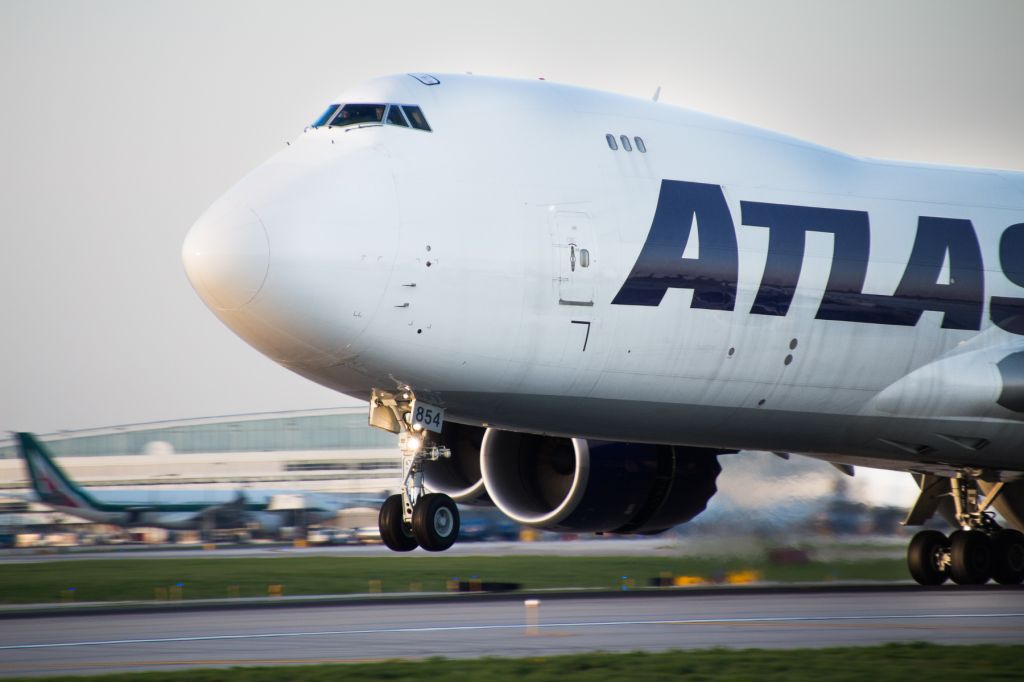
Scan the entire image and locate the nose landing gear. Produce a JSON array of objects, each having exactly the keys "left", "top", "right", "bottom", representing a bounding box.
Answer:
[
  {"left": 371, "top": 390, "right": 461, "bottom": 552},
  {"left": 379, "top": 490, "right": 461, "bottom": 552},
  {"left": 906, "top": 475, "right": 1024, "bottom": 586},
  {"left": 378, "top": 446, "right": 461, "bottom": 552},
  {"left": 378, "top": 494, "right": 417, "bottom": 552},
  {"left": 411, "top": 492, "right": 460, "bottom": 551}
]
